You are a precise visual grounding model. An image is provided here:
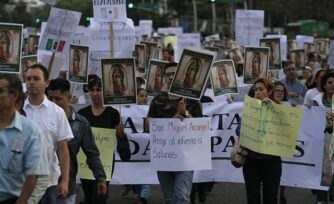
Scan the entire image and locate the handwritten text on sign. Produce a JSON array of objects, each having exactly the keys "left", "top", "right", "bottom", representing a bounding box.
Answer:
[
  {"left": 150, "top": 118, "right": 212, "bottom": 171},
  {"left": 239, "top": 96, "right": 304, "bottom": 157},
  {"left": 77, "top": 128, "right": 116, "bottom": 180}
]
